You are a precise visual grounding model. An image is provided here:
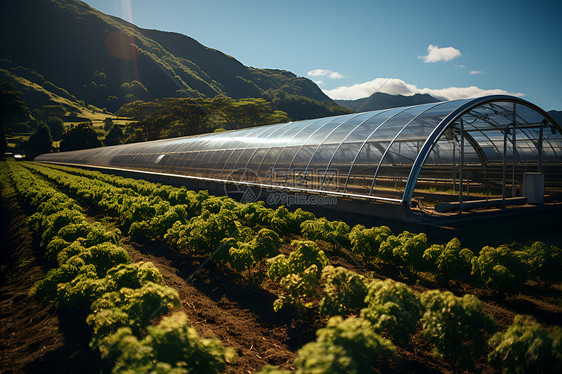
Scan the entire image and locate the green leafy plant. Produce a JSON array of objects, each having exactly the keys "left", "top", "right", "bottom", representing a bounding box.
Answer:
[
  {"left": 423, "top": 238, "right": 474, "bottom": 283},
  {"left": 300, "top": 217, "right": 351, "bottom": 249},
  {"left": 319, "top": 265, "right": 369, "bottom": 316},
  {"left": 273, "top": 265, "right": 320, "bottom": 312},
  {"left": 293, "top": 316, "right": 396, "bottom": 374},
  {"left": 488, "top": 314, "right": 562, "bottom": 374},
  {"left": 421, "top": 290, "right": 496, "bottom": 369},
  {"left": 268, "top": 240, "right": 328, "bottom": 311},
  {"left": 229, "top": 228, "right": 282, "bottom": 276},
  {"left": 165, "top": 208, "right": 237, "bottom": 255},
  {"left": 523, "top": 241, "right": 562, "bottom": 287},
  {"left": 349, "top": 224, "right": 392, "bottom": 258},
  {"left": 360, "top": 279, "right": 422, "bottom": 343},
  {"left": 471, "top": 245, "right": 530, "bottom": 294},
  {"left": 88, "top": 282, "right": 181, "bottom": 345}
]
